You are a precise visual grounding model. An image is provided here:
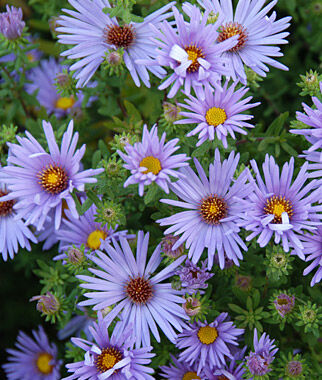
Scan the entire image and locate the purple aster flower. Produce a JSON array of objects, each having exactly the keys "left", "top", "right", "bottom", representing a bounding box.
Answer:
[
  {"left": 77, "top": 231, "right": 189, "bottom": 347},
  {"left": 290, "top": 94, "right": 322, "bottom": 151},
  {"left": 54, "top": 198, "right": 134, "bottom": 257},
  {"left": 118, "top": 124, "right": 189, "bottom": 196},
  {"left": 159, "top": 354, "right": 204, "bottom": 379},
  {"left": 301, "top": 225, "right": 322, "bottom": 286},
  {"left": 246, "top": 328, "right": 278, "bottom": 377},
  {"left": 193, "top": 0, "right": 291, "bottom": 84},
  {"left": 58, "top": 306, "right": 95, "bottom": 340},
  {"left": 0, "top": 5, "right": 25, "bottom": 40},
  {"left": 2, "top": 325, "right": 61, "bottom": 379},
  {"left": 157, "top": 150, "right": 254, "bottom": 269},
  {"left": 141, "top": 5, "right": 238, "bottom": 98},
  {"left": 177, "top": 259, "right": 214, "bottom": 294},
  {"left": 176, "top": 81, "right": 260, "bottom": 148},
  {"left": 25, "top": 58, "right": 95, "bottom": 119},
  {"left": 242, "top": 154, "right": 322, "bottom": 259},
  {"left": 63, "top": 313, "right": 155, "bottom": 380},
  {"left": 0, "top": 181, "right": 37, "bottom": 261},
  {"left": 57, "top": 0, "right": 173, "bottom": 88},
  {"left": 0, "top": 120, "right": 103, "bottom": 231},
  {"left": 274, "top": 293, "right": 295, "bottom": 317},
  {"left": 161, "top": 234, "right": 185, "bottom": 259},
  {"left": 176, "top": 313, "right": 244, "bottom": 374},
  {"left": 204, "top": 357, "right": 246, "bottom": 379}
]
